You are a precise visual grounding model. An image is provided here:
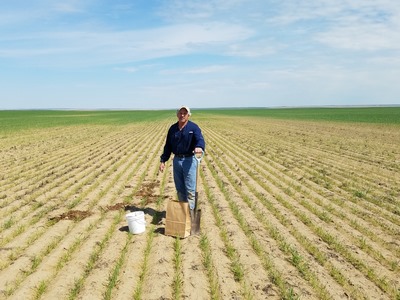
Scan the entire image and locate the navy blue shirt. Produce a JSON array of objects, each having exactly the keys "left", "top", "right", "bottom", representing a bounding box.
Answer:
[{"left": 160, "top": 120, "right": 205, "bottom": 162}]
